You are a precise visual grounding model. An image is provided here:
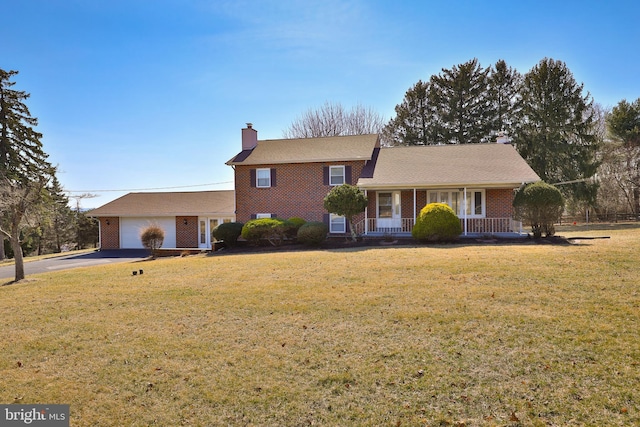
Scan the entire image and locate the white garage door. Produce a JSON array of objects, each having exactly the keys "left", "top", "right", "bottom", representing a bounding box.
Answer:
[{"left": 120, "top": 217, "right": 177, "bottom": 249}]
